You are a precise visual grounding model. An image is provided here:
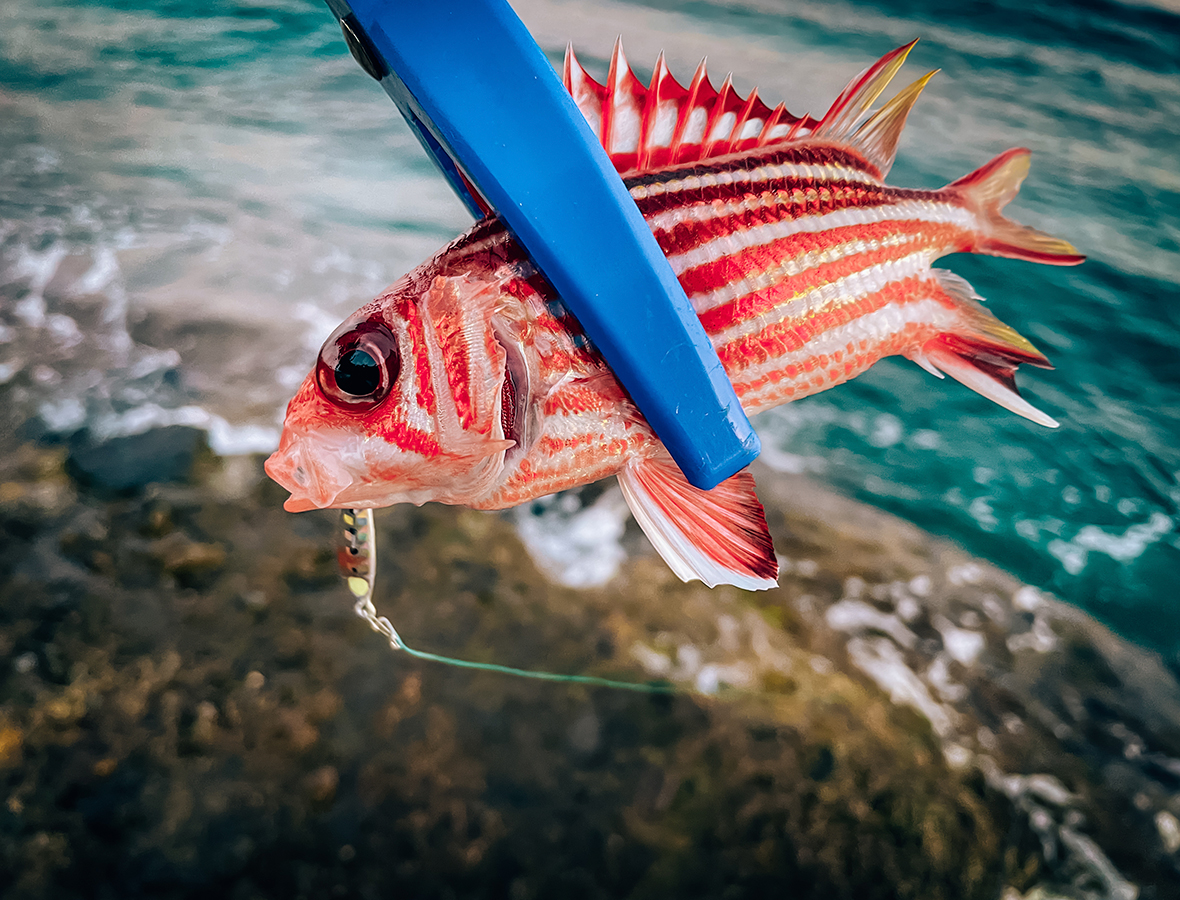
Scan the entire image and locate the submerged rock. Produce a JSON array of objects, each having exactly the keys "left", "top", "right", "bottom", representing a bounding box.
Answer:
[
  {"left": 0, "top": 435, "right": 1176, "bottom": 899},
  {"left": 65, "top": 425, "right": 206, "bottom": 493}
]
